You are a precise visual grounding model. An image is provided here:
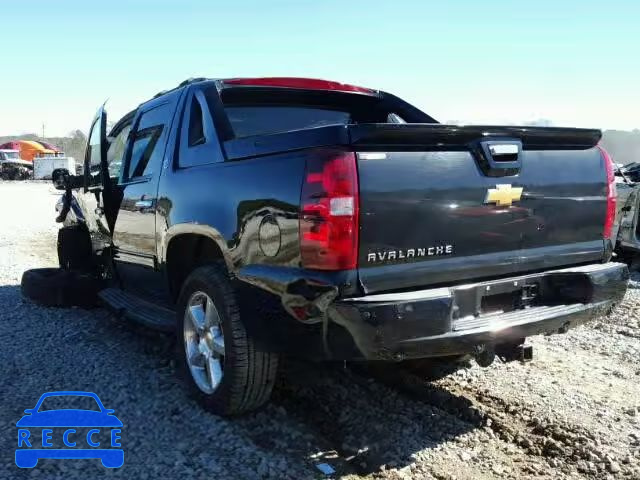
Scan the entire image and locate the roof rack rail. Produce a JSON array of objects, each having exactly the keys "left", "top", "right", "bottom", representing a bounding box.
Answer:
[
  {"left": 152, "top": 90, "right": 169, "bottom": 99},
  {"left": 151, "top": 77, "right": 209, "bottom": 99},
  {"left": 177, "top": 77, "right": 208, "bottom": 88}
]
